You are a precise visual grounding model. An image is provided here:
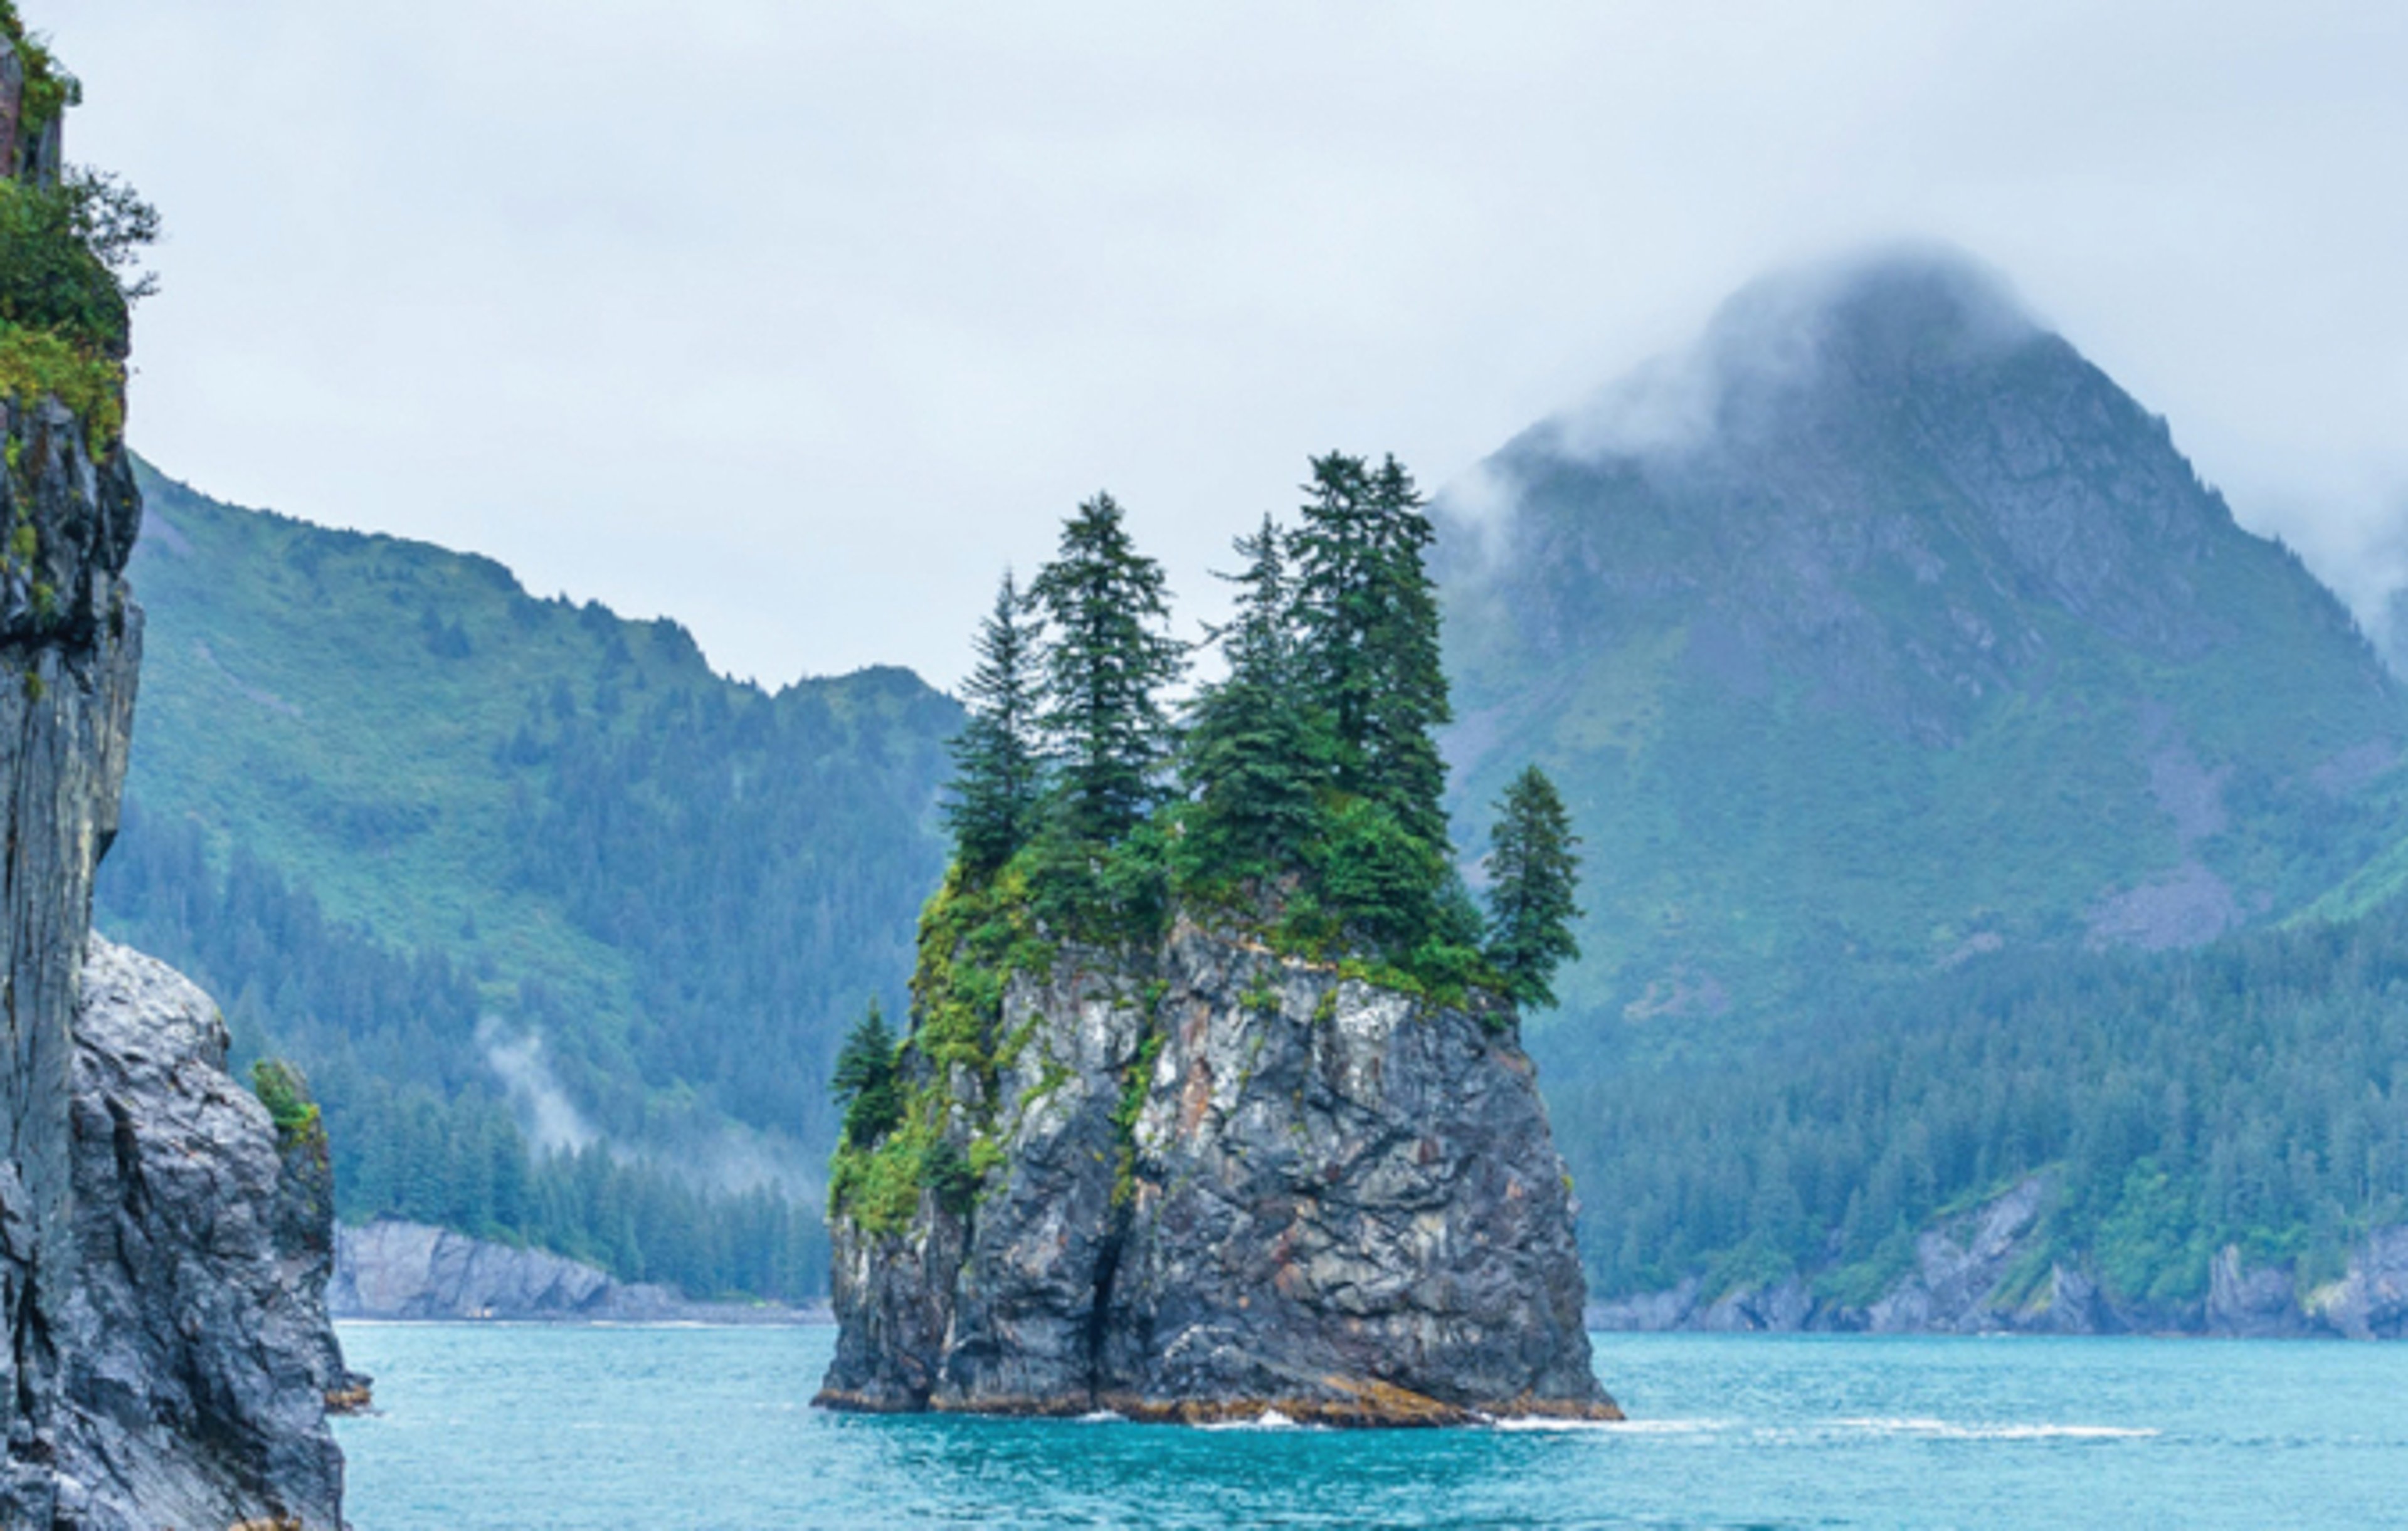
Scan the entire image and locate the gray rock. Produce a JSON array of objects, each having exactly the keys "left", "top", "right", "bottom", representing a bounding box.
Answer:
[
  {"left": 332, "top": 1219, "right": 784, "bottom": 1323},
  {"left": 1587, "top": 1276, "right": 1701, "bottom": 1332},
  {"left": 2308, "top": 1228, "right": 2408, "bottom": 1340},
  {"left": 0, "top": 308, "right": 149, "bottom": 1531},
  {"left": 821, "top": 917, "right": 1617, "bottom": 1424},
  {"left": 54, "top": 939, "right": 348, "bottom": 1530},
  {"left": 2205, "top": 1244, "right": 2310, "bottom": 1338}
]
